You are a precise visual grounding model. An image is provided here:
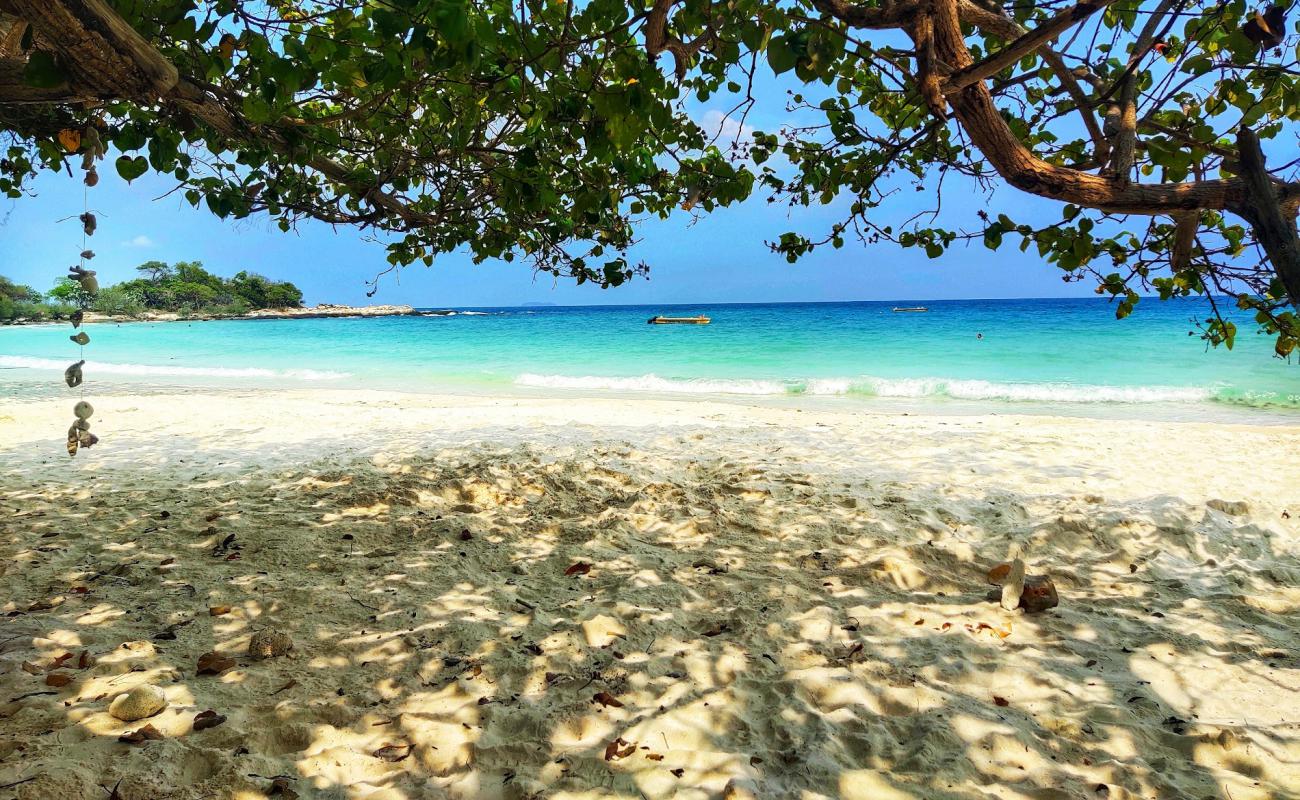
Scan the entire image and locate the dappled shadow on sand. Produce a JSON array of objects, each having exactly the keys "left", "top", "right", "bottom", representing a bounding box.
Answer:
[{"left": 0, "top": 440, "right": 1298, "bottom": 799}]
